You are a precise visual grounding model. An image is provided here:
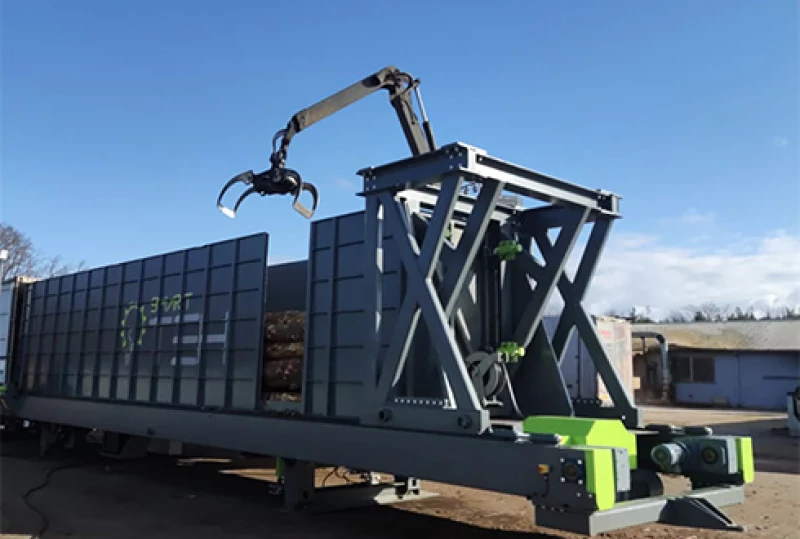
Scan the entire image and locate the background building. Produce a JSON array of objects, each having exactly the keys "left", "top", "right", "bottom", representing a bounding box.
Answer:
[{"left": 631, "top": 320, "right": 799, "bottom": 411}]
